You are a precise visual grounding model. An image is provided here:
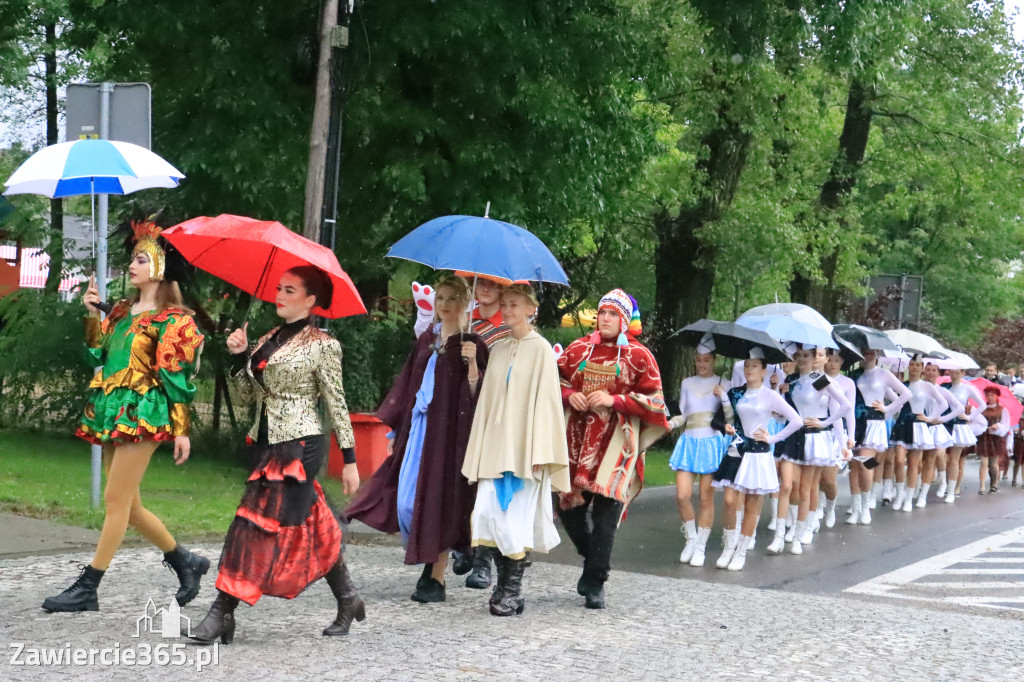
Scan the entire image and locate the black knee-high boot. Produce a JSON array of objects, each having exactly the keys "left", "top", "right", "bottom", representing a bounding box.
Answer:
[
  {"left": 489, "top": 556, "right": 526, "bottom": 617},
  {"left": 465, "top": 545, "right": 493, "bottom": 589},
  {"left": 186, "top": 591, "right": 238, "bottom": 645},
  {"left": 323, "top": 559, "right": 366, "bottom": 636}
]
